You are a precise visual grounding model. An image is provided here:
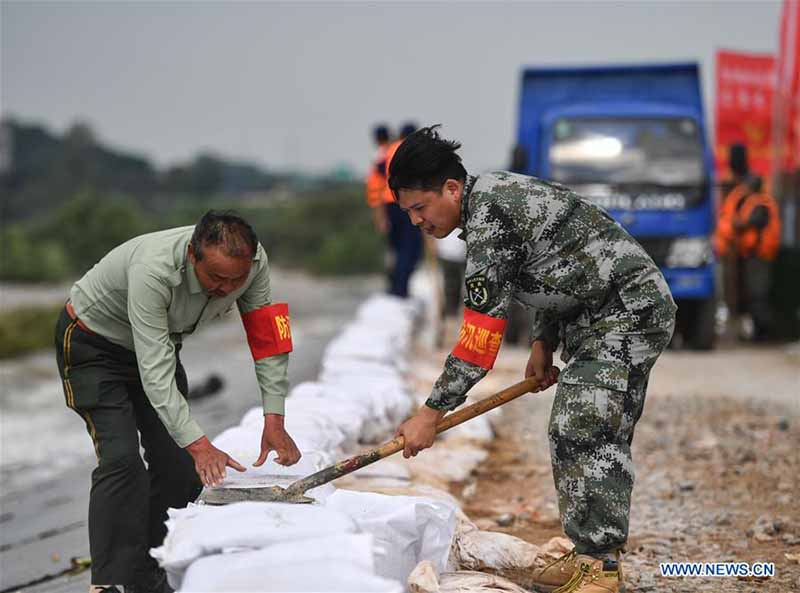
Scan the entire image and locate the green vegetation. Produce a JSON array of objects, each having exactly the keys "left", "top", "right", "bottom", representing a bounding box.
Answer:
[
  {"left": 0, "top": 305, "right": 62, "bottom": 359},
  {"left": 0, "top": 117, "right": 383, "bottom": 357}
]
